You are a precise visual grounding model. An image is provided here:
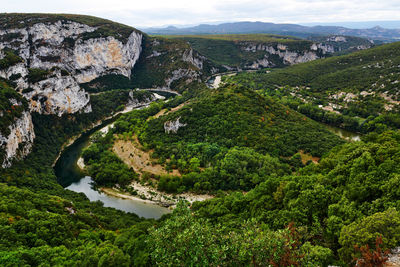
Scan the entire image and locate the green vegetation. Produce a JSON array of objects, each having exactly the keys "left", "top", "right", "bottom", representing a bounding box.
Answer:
[
  {"left": 27, "top": 68, "right": 50, "bottom": 83},
  {"left": 0, "top": 48, "right": 23, "bottom": 70},
  {"left": 85, "top": 85, "right": 342, "bottom": 194},
  {"left": 148, "top": 202, "right": 309, "bottom": 266},
  {"left": 0, "top": 80, "right": 30, "bottom": 162},
  {"left": 164, "top": 34, "right": 314, "bottom": 67},
  {"left": 339, "top": 208, "right": 400, "bottom": 262},
  {"left": 81, "top": 74, "right": 133, "bottom": 93},
  {"left": 0, "top": 80, "right": 29, "bottom": 135},
  {"left": 1, "top": 14, "right": 400, "bottom": 266},
  {"left": 131, "top": 36, "right": 217, "bottom": 91},
  {"left": 308, "top": 35, "right": 373, "bottom": 55},
  {"left": 0, "top": 84, "right": 161, "bottom": 266},
  {"left": 192, "top": 131, "right": 400, "bottom": 265},
  {"left": 166, "top": 34, "right": 305, "bottom": 42},
  {"left": 82, "top": 132, "right": 138, "bottom": 187},
  {"left": 225, "top": 41, "right": 400, "bottom": 132},
  {"left": 227, "top": 41, "right": 400, "bottom": 97}
]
